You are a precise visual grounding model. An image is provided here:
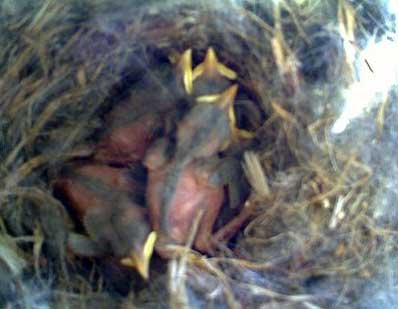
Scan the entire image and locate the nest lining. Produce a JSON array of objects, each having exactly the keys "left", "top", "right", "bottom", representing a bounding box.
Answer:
[{"left": 0, "top": 0, "right": 396, "bottom": 308}]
